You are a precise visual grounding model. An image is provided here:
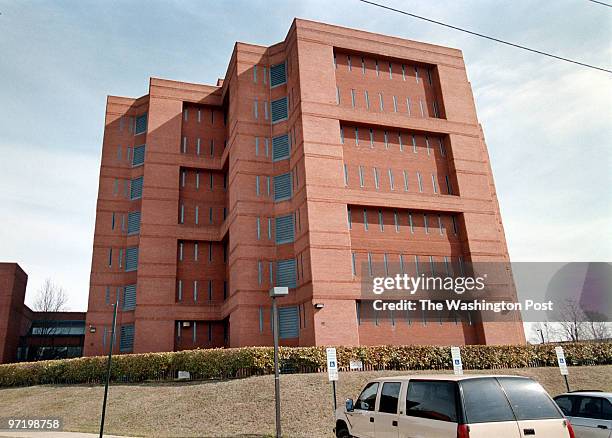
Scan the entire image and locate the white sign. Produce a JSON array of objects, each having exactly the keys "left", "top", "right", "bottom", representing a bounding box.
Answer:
[
  {"left": 349, "top": 360, "right": 363, "bottom": 371},
  {"left": 177, "top": 371, "right": 191, "bottom": 380},
  {"left": 326, "top": 347, "right": 338, "bottom": 381},
  {"left": 450, "top": 346, "right": 463, "bottom": 376},
  {"left": 555, "top": 346, "right": 569, "bottom": 376}
]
